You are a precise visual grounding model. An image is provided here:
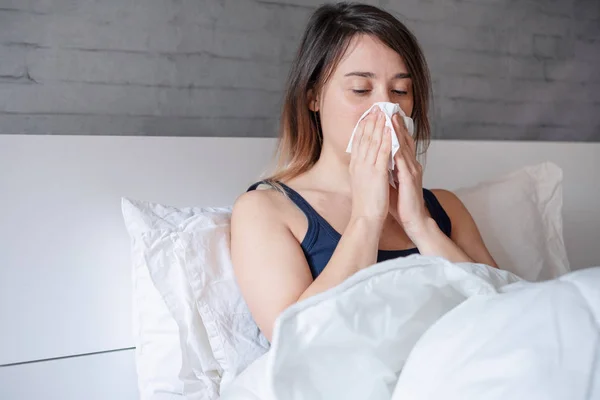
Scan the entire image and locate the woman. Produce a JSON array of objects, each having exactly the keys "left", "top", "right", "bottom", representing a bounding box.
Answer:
[{"left": 231, "top": 2, "right": 498, "bottom": 341}]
